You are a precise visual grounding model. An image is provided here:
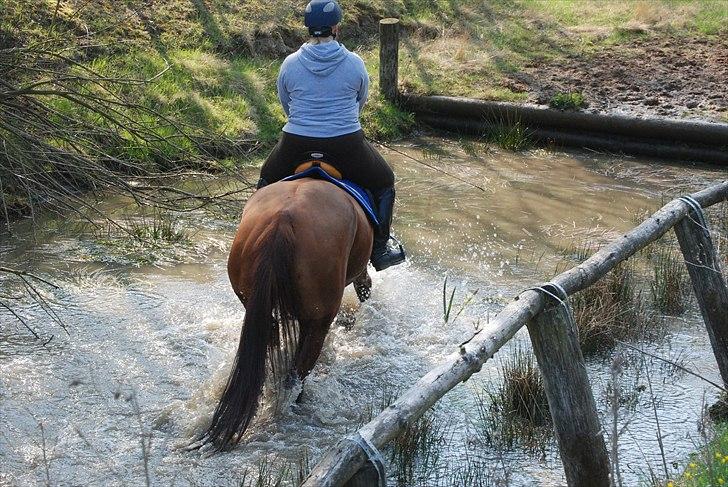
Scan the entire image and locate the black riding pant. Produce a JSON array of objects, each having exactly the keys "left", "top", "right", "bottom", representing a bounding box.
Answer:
[{"left": 260, "top": 130, "right": 394, "bottom": 190}]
